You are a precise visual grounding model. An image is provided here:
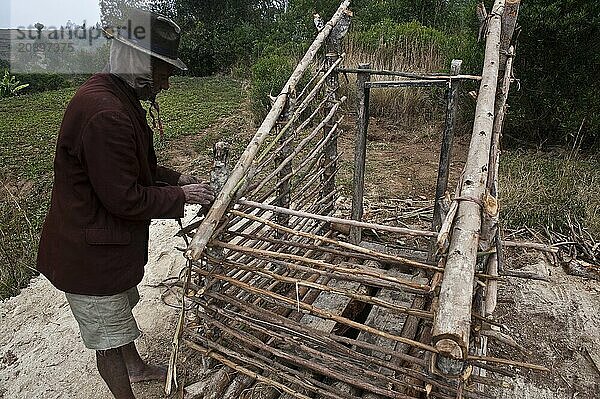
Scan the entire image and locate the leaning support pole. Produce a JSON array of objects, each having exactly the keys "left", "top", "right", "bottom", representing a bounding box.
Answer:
[
  {"left": 432, "top": 0, "right": 505, "bottom": 375},
  {"left": 484, "top": 46, "right": 515, "bottom": 316},
  {"left": 185, "top": 0, "right": 352, "bottom": 261}
]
